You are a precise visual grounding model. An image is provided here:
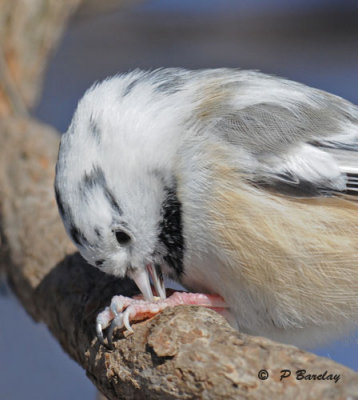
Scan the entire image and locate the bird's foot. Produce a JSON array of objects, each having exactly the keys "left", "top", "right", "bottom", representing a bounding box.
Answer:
[{"left": 96, "top": 291, "right": 228, "bottom": 348}]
